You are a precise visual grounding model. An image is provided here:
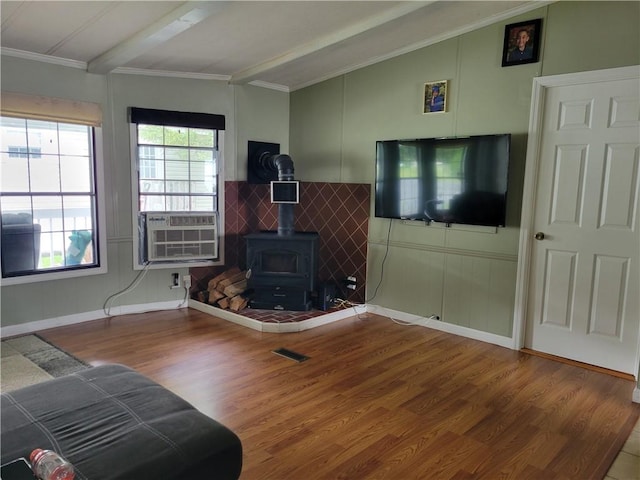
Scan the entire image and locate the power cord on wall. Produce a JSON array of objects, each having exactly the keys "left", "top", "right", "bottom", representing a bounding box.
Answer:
[
  {"left": 366, "top": 218, "right": 392, "bottom": 305},
  {"left": 102, "top": 262, "right": 190, "bottom": 317},
  {"left": 103, "top": 262, "right": 152, "bottom": 316},
  {"left": 329, "top": 219, "right": 394, "bottom": 321},
  {"left": 357, "top": 219, "right": 442, "bottom": 327}
]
